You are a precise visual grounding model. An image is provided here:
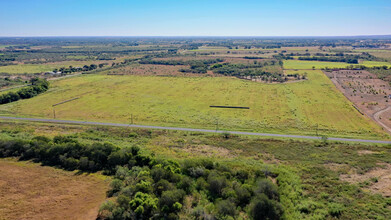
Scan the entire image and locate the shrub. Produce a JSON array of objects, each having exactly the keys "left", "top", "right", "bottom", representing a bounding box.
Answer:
[
  {"left": 256, "top": 179, "right": 280, "bottom": 201},
  {"left": 108, "top": 179, "right": 124, "bottom": 196},
  {"left": 207, "top": 173, "right": 228, "bottom": 197},
  {"left": 249, "top": 194, "right": 283, "bottom": 220},
  {"left": 178, "top": 176, "right": 194, "bottom": 193},
  {"left": 159, "top": 189, "right": 186, "bottom": 213},
  {"left": 216, "top": 199, "right": 236, "bottom": 217},
  {"left": 155, "top": 179, "right": 174, "bottom": 196},
  {"left": 129, "top": 192, "right": 158, "bottom": 219},
  {"left": 98, "top": 200, "right": 116, "bottom": 219},
  {"left": 328, "top": 203, "right": 344, "bottom": 218}
]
